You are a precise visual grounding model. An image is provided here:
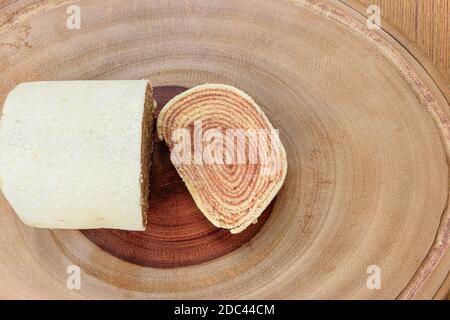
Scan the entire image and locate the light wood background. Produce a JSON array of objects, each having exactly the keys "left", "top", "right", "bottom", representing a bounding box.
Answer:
[{"left": 349, "top": 0, "right": 449, "bottom": 83}]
